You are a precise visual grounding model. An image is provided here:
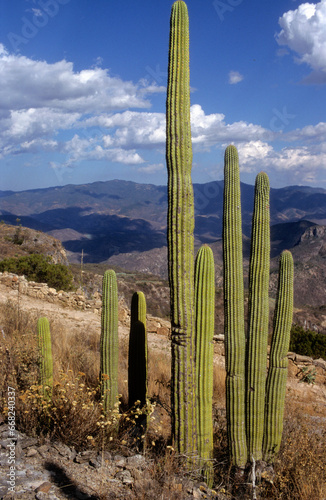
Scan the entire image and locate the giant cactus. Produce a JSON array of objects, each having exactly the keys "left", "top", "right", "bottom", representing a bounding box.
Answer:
[
  {"left": 166, "top": 0, "right": 197, "bottom": 458},
  {"left": 195, "top": 244, "right": 215, "bottom": 485},
  {"left": 223, "top": 145, "right": 247, "bottom": 467},
  {"left": 246, "top": 171, "right": 271, "bottom": 462},
  {"left": 37, "top": 317, "right": 53, "bottom": 400},
  {"left": 263, "top": 250, "right": 294, "bottom": 463},
  {"left": 100, "top": 270, "right": 119, "bottom": 414}
]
